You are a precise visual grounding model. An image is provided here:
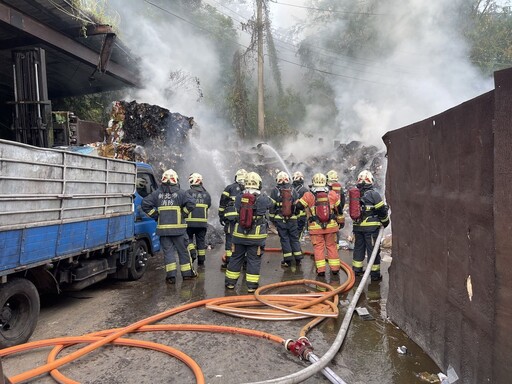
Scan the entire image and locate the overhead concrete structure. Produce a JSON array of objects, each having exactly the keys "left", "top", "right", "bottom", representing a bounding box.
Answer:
[
  {"left": 383, "top": 67, "right": 512, "bottom": 384},
  {"left": 0, "top": 0, "right": 140, "bottom": 141}
]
